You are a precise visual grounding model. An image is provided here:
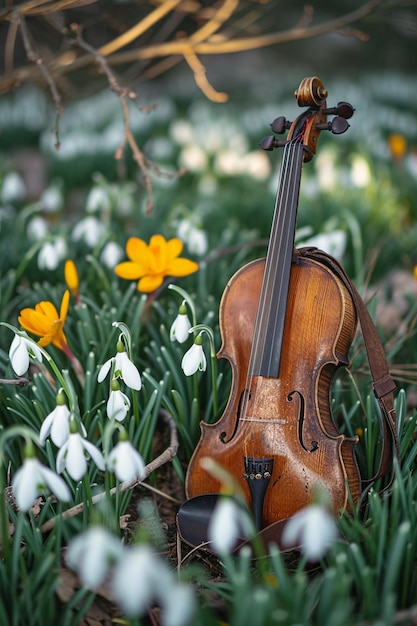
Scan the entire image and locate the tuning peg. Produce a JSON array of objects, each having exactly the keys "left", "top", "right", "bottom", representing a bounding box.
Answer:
[
  {"left": 270, "top": 116, "right": 291, "bottom": 134},
  {"left": 322, "top": 101, "right": 355, "bottom": 119},
  {"left": 316, "top": 116, "right": 350, "bottom": 135},
  {"left": 260, "top": 136, "right": 288, "bottom": 151}
]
